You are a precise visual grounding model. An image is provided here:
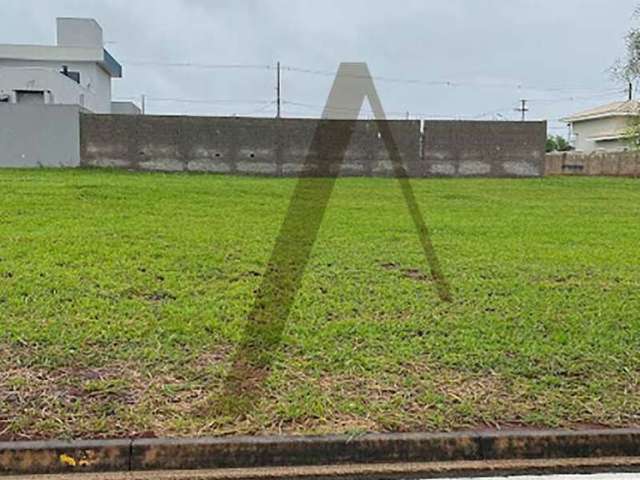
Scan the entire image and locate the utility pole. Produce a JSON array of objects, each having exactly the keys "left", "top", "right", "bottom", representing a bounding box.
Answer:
[
  {"left": 276, "top": 61, "right": 281, "bottom": 118},
  {"left": 141, "top": 94, "right": 146, "bottom": 115},
  {"left": 628, "top": 82, "right": 633, "bottom": 101},
  {"left": 515, "top": 99, "right": 528, "bottom": 121}
]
